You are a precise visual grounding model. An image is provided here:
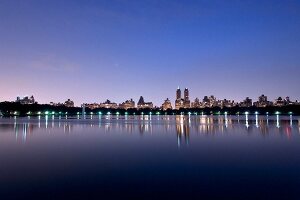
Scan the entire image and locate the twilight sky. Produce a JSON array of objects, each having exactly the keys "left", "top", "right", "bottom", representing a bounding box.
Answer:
[{"left": 0, "top": 0, "right": 300, "bottom": 106}]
